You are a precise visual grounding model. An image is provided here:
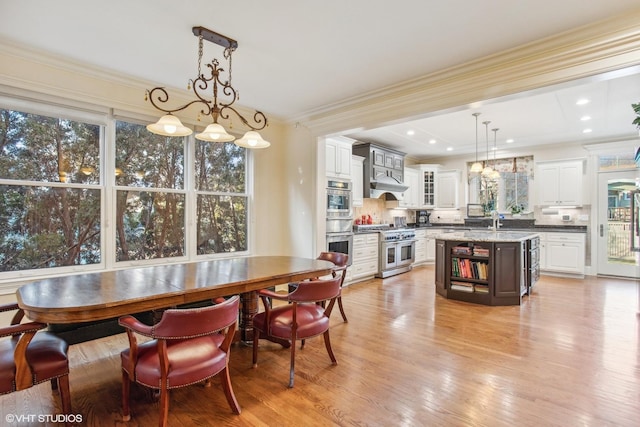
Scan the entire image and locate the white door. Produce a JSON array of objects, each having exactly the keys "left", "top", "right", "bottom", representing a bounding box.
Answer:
[{"left": 597, "top": 170, "right": 640, "bottom": 278}]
